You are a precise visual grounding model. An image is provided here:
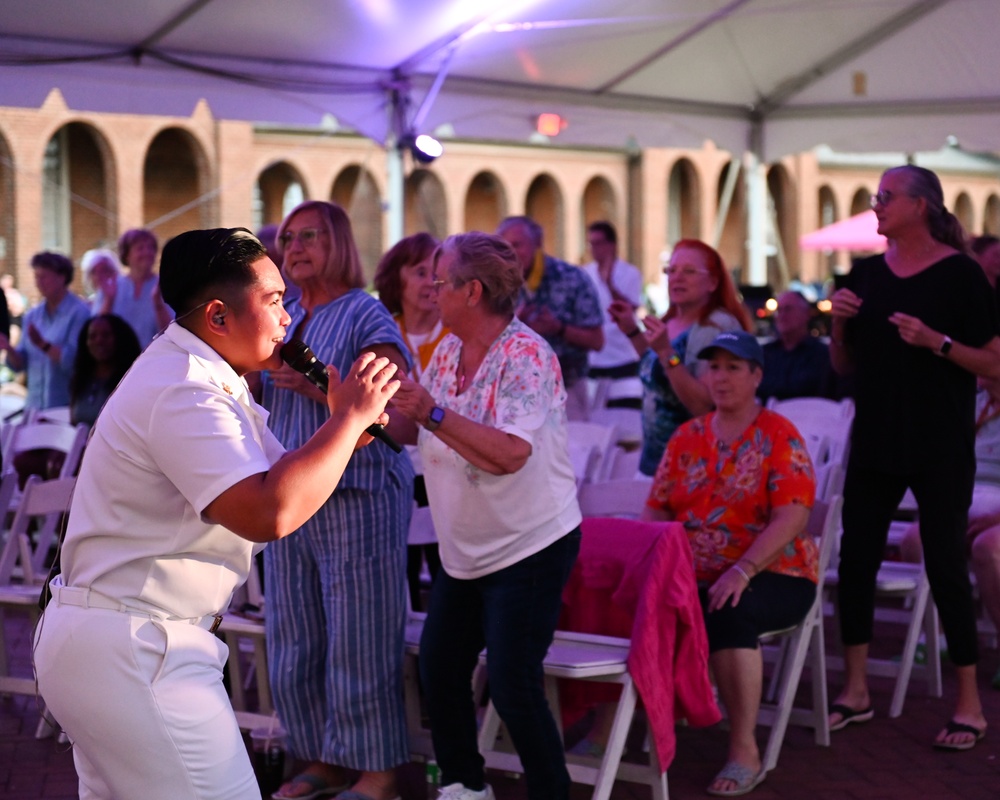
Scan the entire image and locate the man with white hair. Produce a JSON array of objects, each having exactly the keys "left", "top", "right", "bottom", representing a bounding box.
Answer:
[{"left": 497, "top": 216, "right": 603, "bottom": 418}]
